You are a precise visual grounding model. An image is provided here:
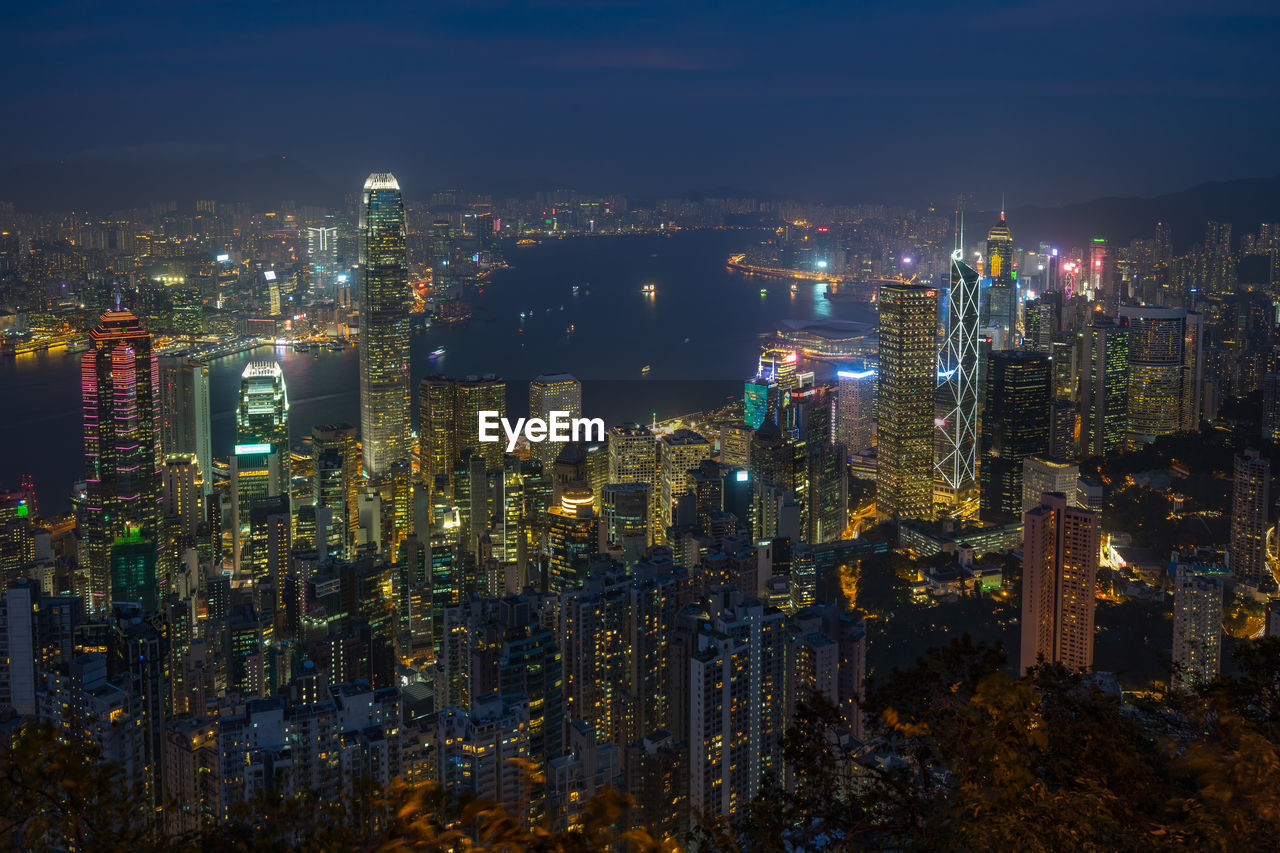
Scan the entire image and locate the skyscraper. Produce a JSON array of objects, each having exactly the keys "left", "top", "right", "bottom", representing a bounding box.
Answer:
[
  {"left": 980, "top": 351, "right": 1051, "bottom": 524},
  {"left": 1082, "top": 317, "right": 1129, "bottom": 457},
  {"left": 1020, "top": 492, "right": 1100, "bottom": 675},
  {"left": 1117, "top": 307, "right": 1204, "bottom": 446},
  {"left": 158, "top": 356, "right": 212, "bottom": 495},
  {"left": 358, "top": 173, "right": 411, "bottom": 476},
  {"left": 312, "top": 424, "right": 361, "bottom": 557},
  {"left": 418, "top": 375, "right": 507, "bottom": 482},
  {"left": 876, "top": 283, "right": 937, "bottom": 521},
  {"left": 1171, "top": 566, "right": 1223, "bottom": 688},
  {"left": 935, "top": 256, "right": 980, "bottom": 505},
  {"left": 658, "top": 429, "right": 712, "bottom": 537},
  {"left": 529, "top": 374, "right": 582, "bottom": 468},
  {"left": 232, "top": 363, "right": 289, "bottom": 574},
  {"left": 835, "top": 364, "right": 875, "bottom": 454},
  {"left": 1229, "top": 449, "right": 1271, "bottom": 589},
  {"left": 984, "top": 213, "right": 1015, "bottom": 338},
  {"left": 82, "top": 310, "right": 161, "bottom": 613}
]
